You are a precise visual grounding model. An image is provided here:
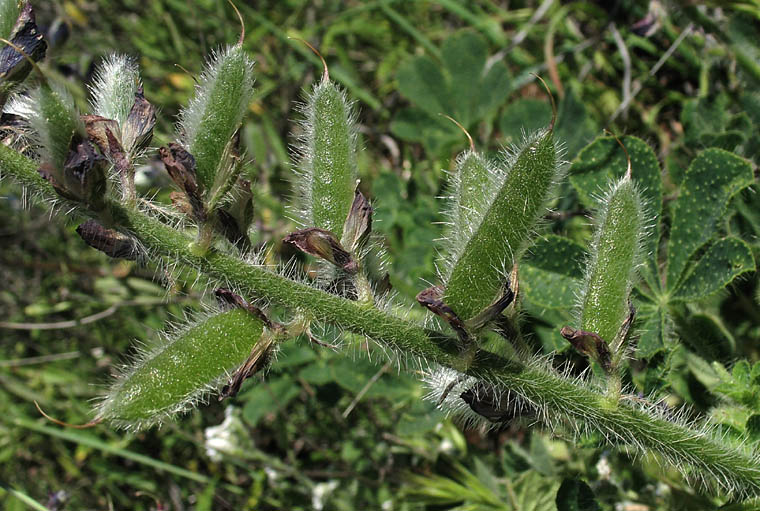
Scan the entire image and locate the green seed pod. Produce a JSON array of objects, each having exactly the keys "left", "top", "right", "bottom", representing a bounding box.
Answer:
[
  {"left": 90, "top": 54, "right": 139, "bottom": 131},
  {"left": 96, "top": 309, "right": 264, "bottom": 430},
  {"left": 578, "top": 175, "right": 644, "bottom": 347},
  {"left": 297, "top": 75, "right": 358, "bottom": 239},
  {"left": 7, "top": 83, "right": 80, "bottom": 171},
  {"left": 0, "top": 0, "right": 20, "bottom": 40},
  {"left": 444, "top": 129, "right": 560, "bottom": 321},
  {"left": 179, "top": 44, "right": 255, "bottom": 193},
  {"left": 442, "top": 150, "right": 499, "bottom": 264}
]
